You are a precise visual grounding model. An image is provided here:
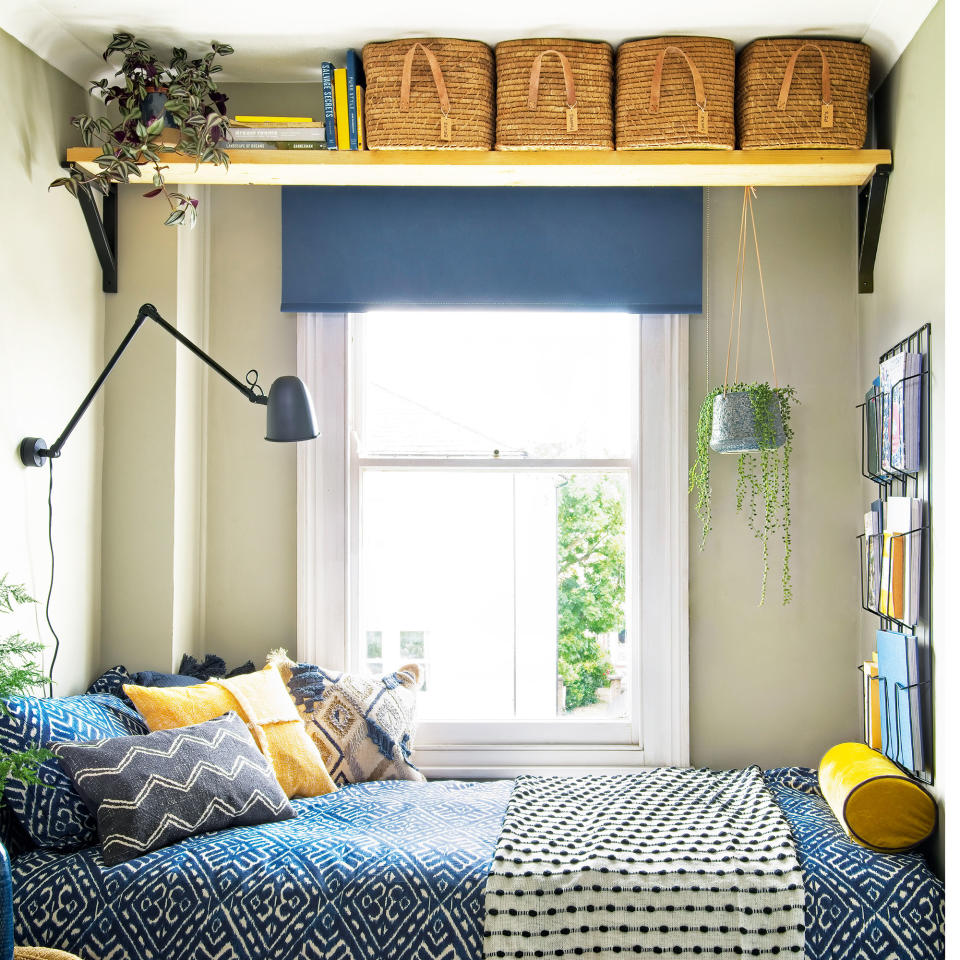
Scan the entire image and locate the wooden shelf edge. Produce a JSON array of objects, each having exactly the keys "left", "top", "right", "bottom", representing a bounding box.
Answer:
[{"left": 66, "top": 147, "right": 891, "bottom": 188}]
